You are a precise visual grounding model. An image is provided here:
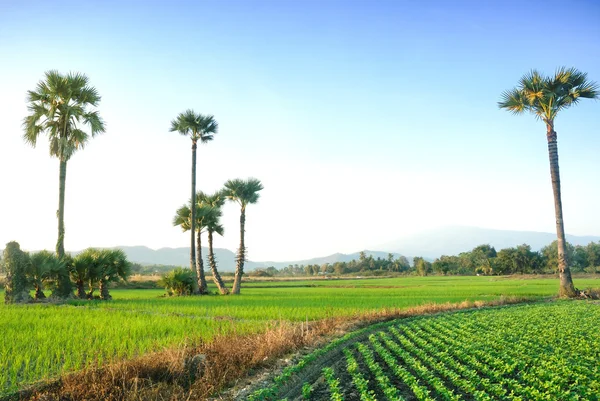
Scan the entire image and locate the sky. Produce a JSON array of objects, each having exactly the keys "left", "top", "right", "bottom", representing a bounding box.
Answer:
[{"left": 0, "top": 0, "right": 599, "bottom": 261}]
